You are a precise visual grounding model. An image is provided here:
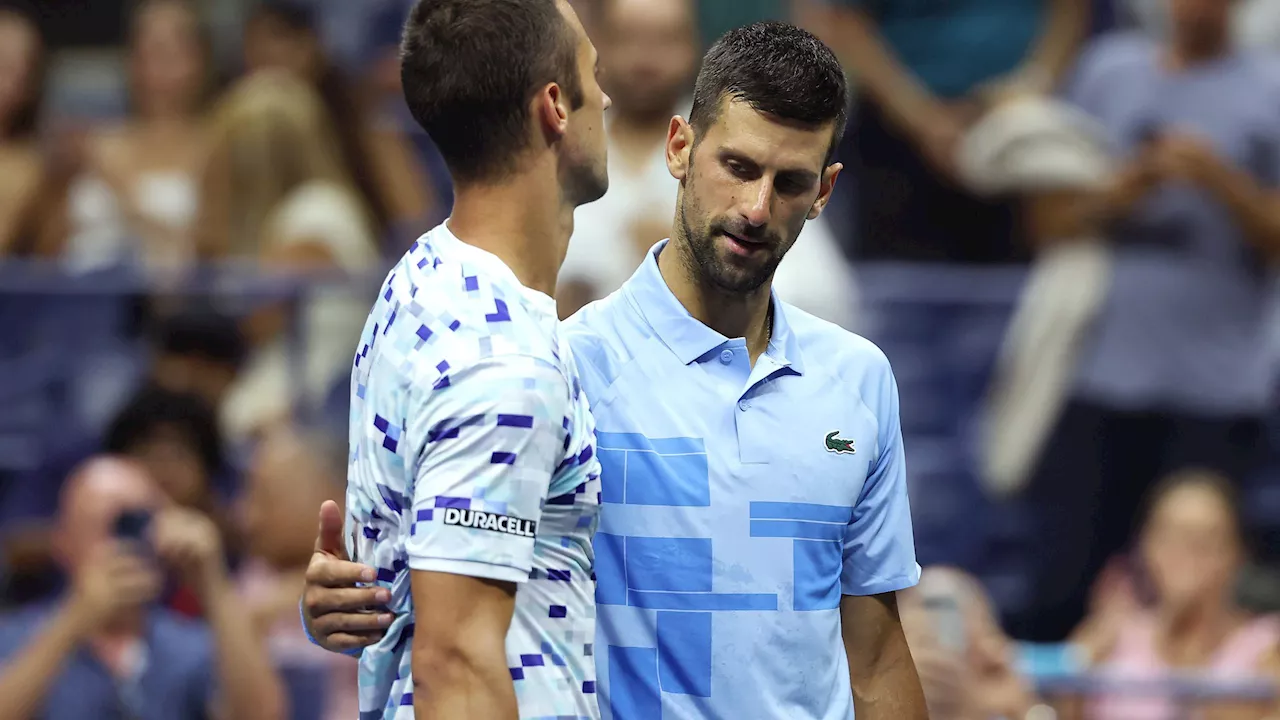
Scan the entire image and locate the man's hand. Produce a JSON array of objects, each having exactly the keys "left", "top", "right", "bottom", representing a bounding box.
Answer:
[
  {"left": 301, "top": 500, "right": 394, "bottom": 652},
  {"left": 1150, "top": 132, "right": 1226, "bottom": 188},
  {"left": 152, "top": 506, "right": 228, "bottom": 595},
  {"left": 66, "top": 542, "right": 164, "bottom": 634}
]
